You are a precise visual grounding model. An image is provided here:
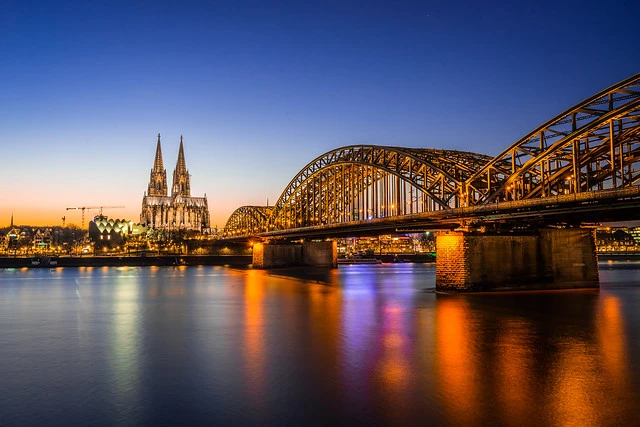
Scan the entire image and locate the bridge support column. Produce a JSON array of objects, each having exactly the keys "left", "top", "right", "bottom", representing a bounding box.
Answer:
[
  {"left": 435, "top": 228, "right": 599, "bottom": 292},
  {"left": 252, "top": 241, "right": 337, "bottom": 268}
]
